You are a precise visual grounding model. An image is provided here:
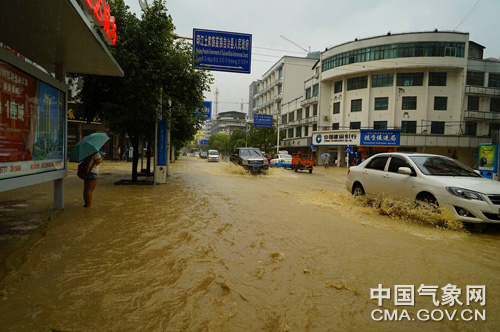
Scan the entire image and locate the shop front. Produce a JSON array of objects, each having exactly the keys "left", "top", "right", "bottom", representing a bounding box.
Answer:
[{"left": 312, "top": 129, "right": 400, "bottom": 166}]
